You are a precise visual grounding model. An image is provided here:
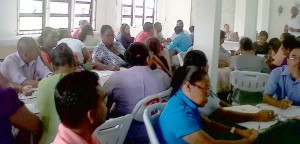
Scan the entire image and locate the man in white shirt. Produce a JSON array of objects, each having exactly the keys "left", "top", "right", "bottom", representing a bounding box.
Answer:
[
  {"left": 169, "top": 20, "right": 190, "bottom": 40},
  {"left": 284, "top": 6, "right": 300, "bottom": 38}
]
